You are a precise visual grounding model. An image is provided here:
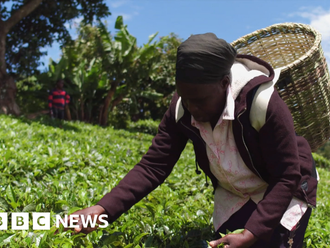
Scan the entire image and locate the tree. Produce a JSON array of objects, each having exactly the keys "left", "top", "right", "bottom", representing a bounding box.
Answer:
[
  {"left": 58, "top": 24, "right": 109, "bottom": 122},
  {"left": 30, "top": 17, "right": 182, "bottom": 127},
  {"left": 97, "top": 17, "right": 181, "bottom": 125},
  {"left": 0, "top": 0, "right": 110, "bottom": 115},
  {"left": 144, "top": 33, "right": 182, "bottom": 120}
]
